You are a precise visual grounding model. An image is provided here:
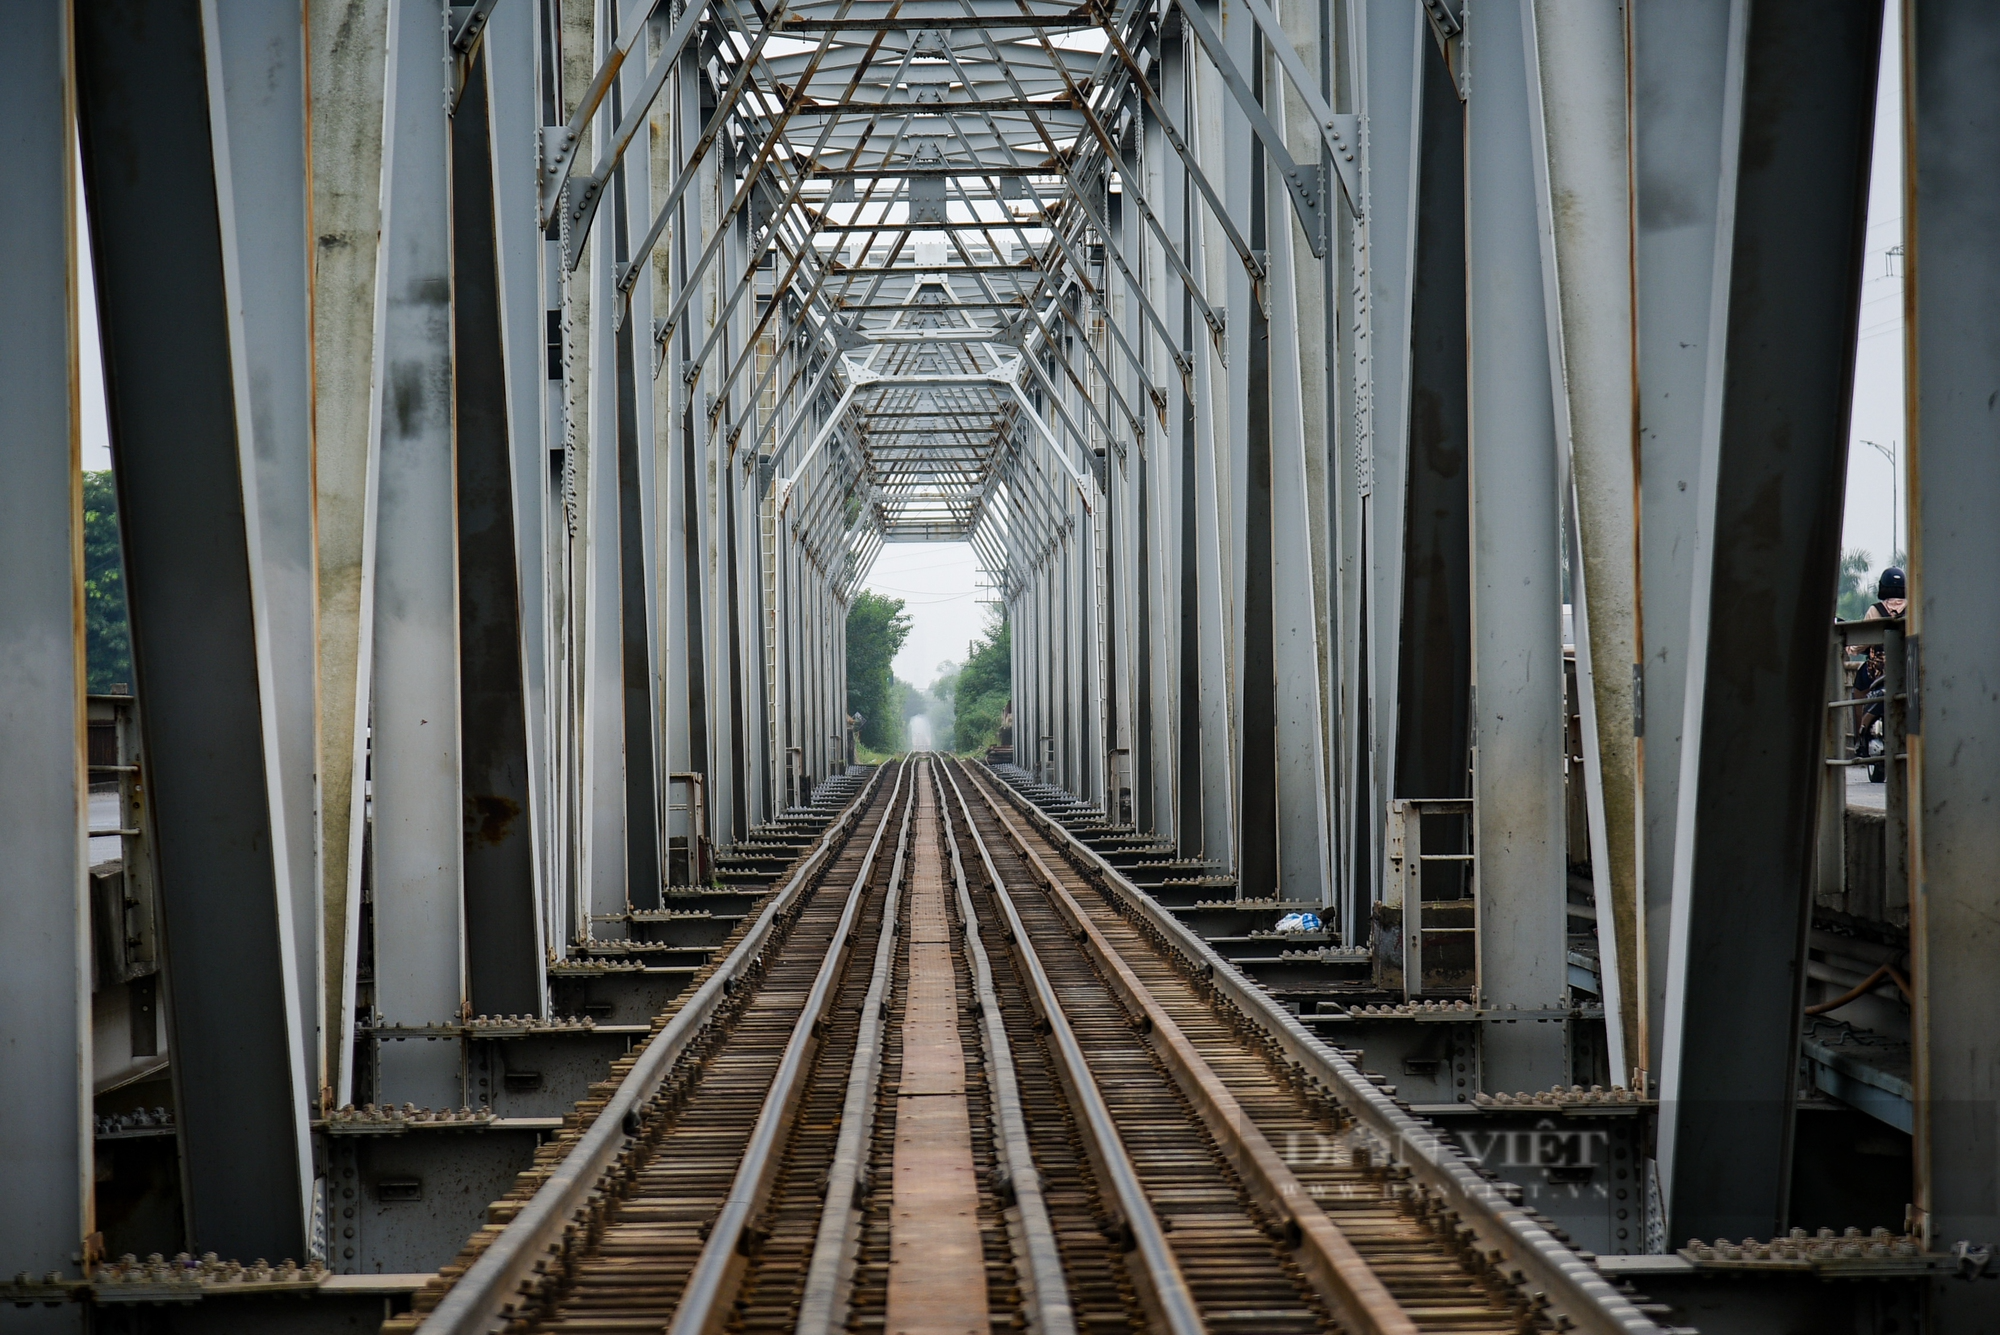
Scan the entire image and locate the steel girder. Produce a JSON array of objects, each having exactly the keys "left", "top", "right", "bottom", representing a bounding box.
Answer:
[
  {"left": 361, "top": 0, "right": 473, "bottom": 1110},
  {"left": 1629, "top": 0, "right": 1729, "bottom": 1099},
  {"left": 1891, "top": 0, "right": 2000, "bottom": 1279},
  {"left": 1465, "top": 0, "right": 1566, "bottom": 1087},
  {"left": 75, "top": 0, "right": 317, "bottom": 1259},
  {"left": 15, "top": 0, "right": 2000, "bottom": 1293},
  {"left": 0, "top": 9, "right": 91, "bottom": 1325},
  {"left": 1527, "top": 0, "right": 1638, "bottom": 1086},
  {"left": 1653, "top": 0, "right": 1882, "bottom": 1243}
]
